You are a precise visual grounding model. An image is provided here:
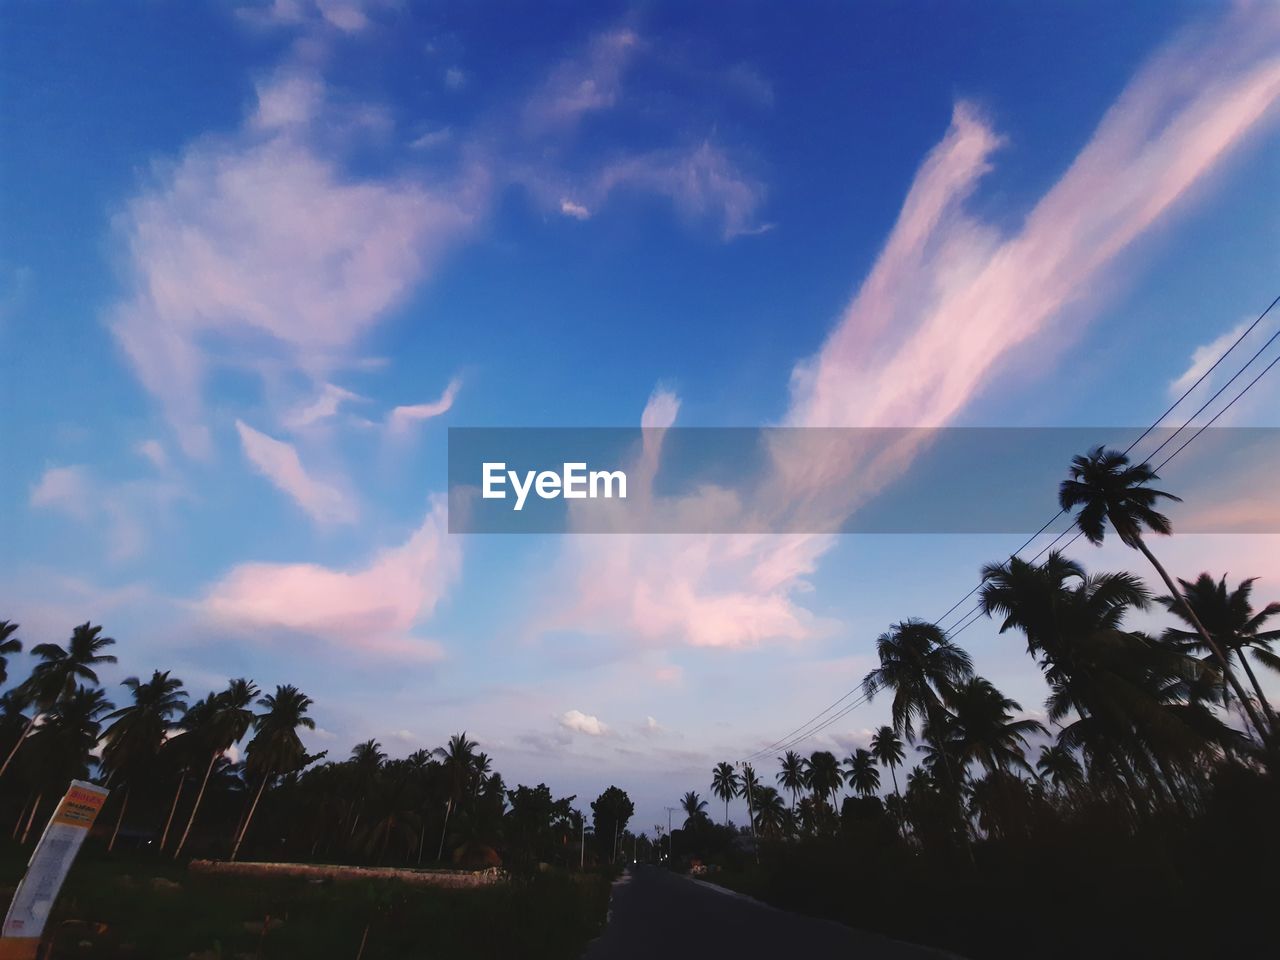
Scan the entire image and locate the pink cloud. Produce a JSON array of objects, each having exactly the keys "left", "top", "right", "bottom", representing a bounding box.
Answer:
[
  {"left": 386, "top": 377, "right": 461, "bottom": 434},
  {"left": 235, "top": 419, "right": 357, "bottom": 524},
  {"left": 539, "top": 6, "right": 1280, "bottom": 653},
  {"left": 109, "top": 67, "right": 482, "bottom": 457},
  {"left": 523, "top": 28, "right": 640, "bottom": 134},
  {"left": 201, "top": 497, "right": 459, "bottom": 659},
  {"left": 30, "top": 465, "right": 93, "bottom": 518}
]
